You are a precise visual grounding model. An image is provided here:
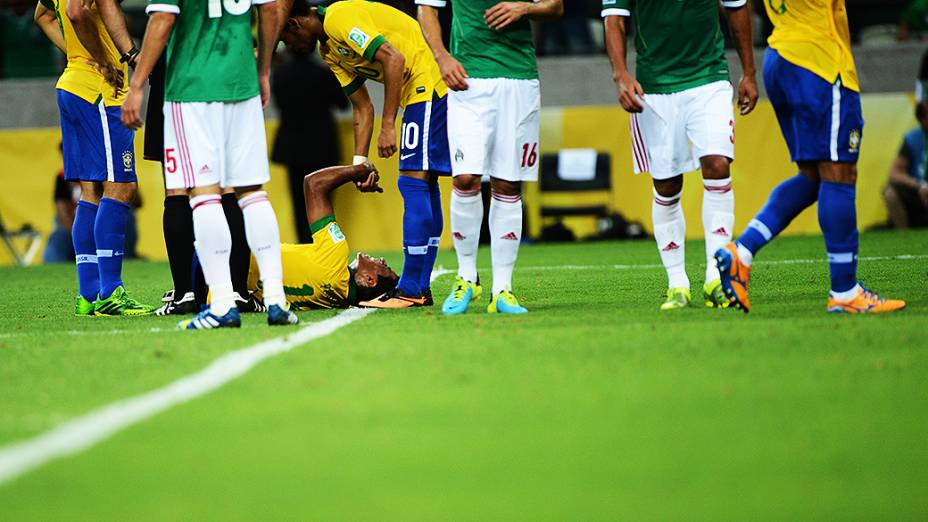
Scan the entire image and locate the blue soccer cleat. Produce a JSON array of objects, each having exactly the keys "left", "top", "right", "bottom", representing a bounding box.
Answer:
[
  {"left": 267, "top": 304, "right": 299, "bottom": 326},
  {"left": 178, "top": 307, "right": 241, "bottom": 330},
  {"left": 442, "top": 276, "right": 482, "bottom": 315}
]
